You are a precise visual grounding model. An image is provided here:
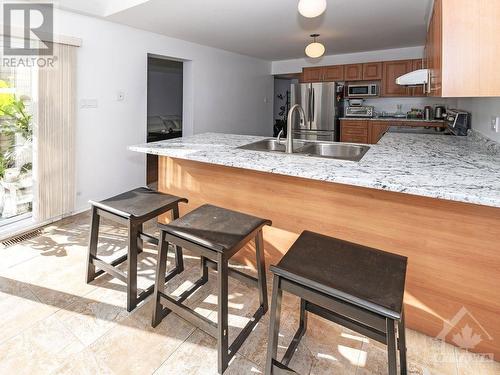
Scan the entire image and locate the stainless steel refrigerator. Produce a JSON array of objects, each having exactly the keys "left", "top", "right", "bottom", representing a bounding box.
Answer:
[{"left": 290, "top": 82, "right": 342, "bottom": 142}]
